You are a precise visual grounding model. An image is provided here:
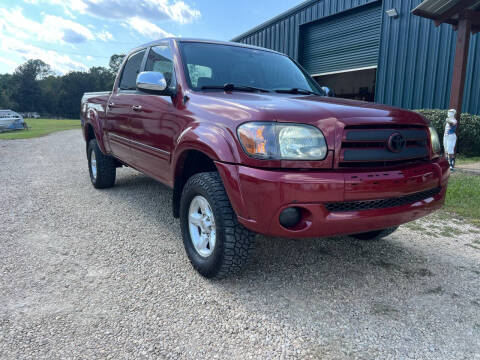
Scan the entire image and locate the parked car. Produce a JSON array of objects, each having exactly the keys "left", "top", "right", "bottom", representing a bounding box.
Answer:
[
  {"left": 81, "top": 38, "right": 449, "bottom": 278},
  {"left": 0, "top": 110, "right": 25, "bottom": 132}
]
